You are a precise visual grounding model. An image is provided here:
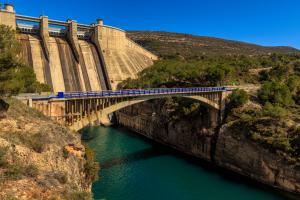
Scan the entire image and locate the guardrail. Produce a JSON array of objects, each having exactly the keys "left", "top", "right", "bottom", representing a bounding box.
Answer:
[{"left": 31, "top": 87, "right": 230, "bottom": 100}]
